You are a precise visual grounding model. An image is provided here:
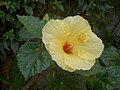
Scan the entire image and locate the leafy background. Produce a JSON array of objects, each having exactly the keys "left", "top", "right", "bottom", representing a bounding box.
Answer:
[{"left": 0, "top": 0, "right": 120, "bottom": 90}]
